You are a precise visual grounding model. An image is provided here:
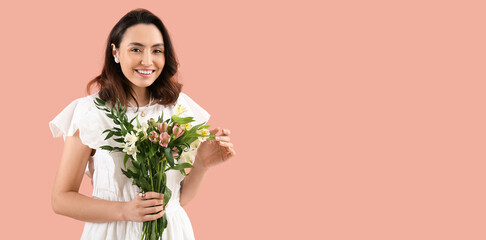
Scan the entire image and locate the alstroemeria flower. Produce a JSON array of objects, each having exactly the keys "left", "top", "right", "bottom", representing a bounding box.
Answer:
[
  {"left": 122, "top": 143, "right": 138, "bottom": 156},
  {"left": 172, "top": 124, "right": 185, "bottom": 140},
  {"left": 180, "top": 150, "right": 195, "bottom": 164},
  {"left": 196, "top": 128, "right": 210, "bottom": 142},
  {"left": 124, "top": 132, "right": 138, "bottom": 145},
  {"left": 157, "top": 122, "right": 168, "bottom": 133},
  {"left": 159, "top": 132, "right": 170, "bottom": 147},
  {"left": 149, "top": 131, "right": 159, "bottom": 143},
  {"left": 190, "top": 139, "right": 201, "bottom": 149},
  {"left": 141, "top": 122, "right": 149, "bottom": 132},
  {"left": 174, "top": 104, "right": 187, "bottom": 116},
  {"left": 172, "top": 147, "right": 179, "bottom": 158},
  {"left": 182, "top": 123, "right": 192, "bottom": 130}
]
